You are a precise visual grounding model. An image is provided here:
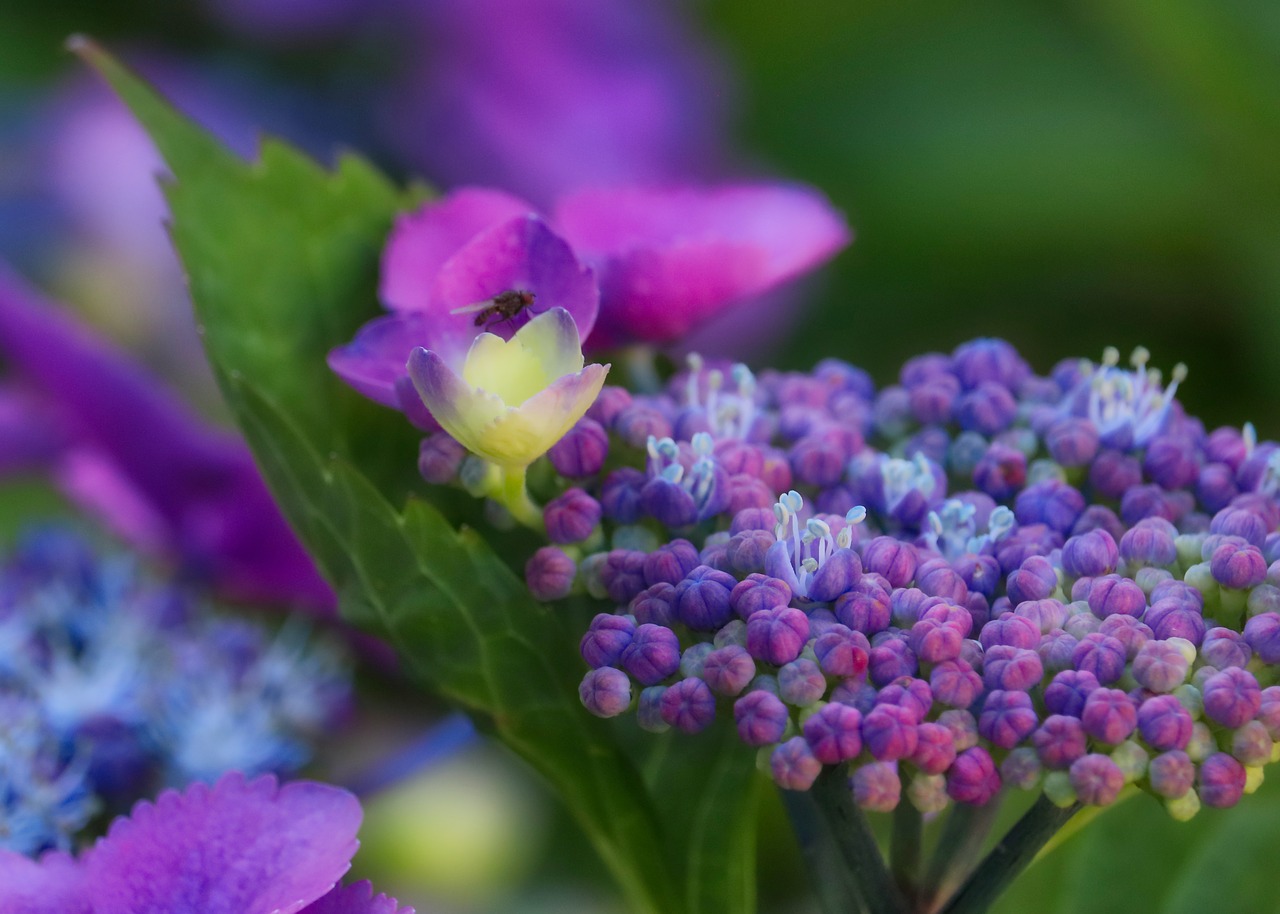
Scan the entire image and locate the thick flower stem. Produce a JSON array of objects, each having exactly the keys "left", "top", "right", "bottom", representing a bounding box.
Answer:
[
  {"left": 781, "top": 788, "right": 869, "bottom": 914},
  {"left": 490, "top": 465, "right": 544, "bottom": 531},
  {"left": 936, "top": 797, "right": 1080, "bottom": 914},
  {"left": 890, "top": 800, "right": 923, "bottom": 906},
  {"left": 918, "top": 798, "right": 1004, "bottom": 912},
  {"left": 808, "top": 768, "right": 910, "bottom": 914}
]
